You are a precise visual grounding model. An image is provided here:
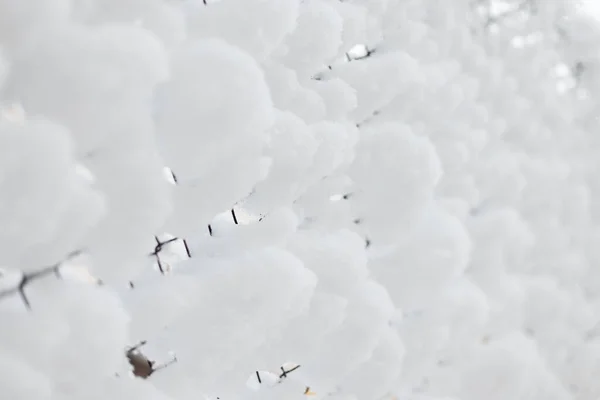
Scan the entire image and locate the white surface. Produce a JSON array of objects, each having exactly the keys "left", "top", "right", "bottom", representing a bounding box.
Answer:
[{"left": 0, "top": 0, "right": 599, "bottom": 400}]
